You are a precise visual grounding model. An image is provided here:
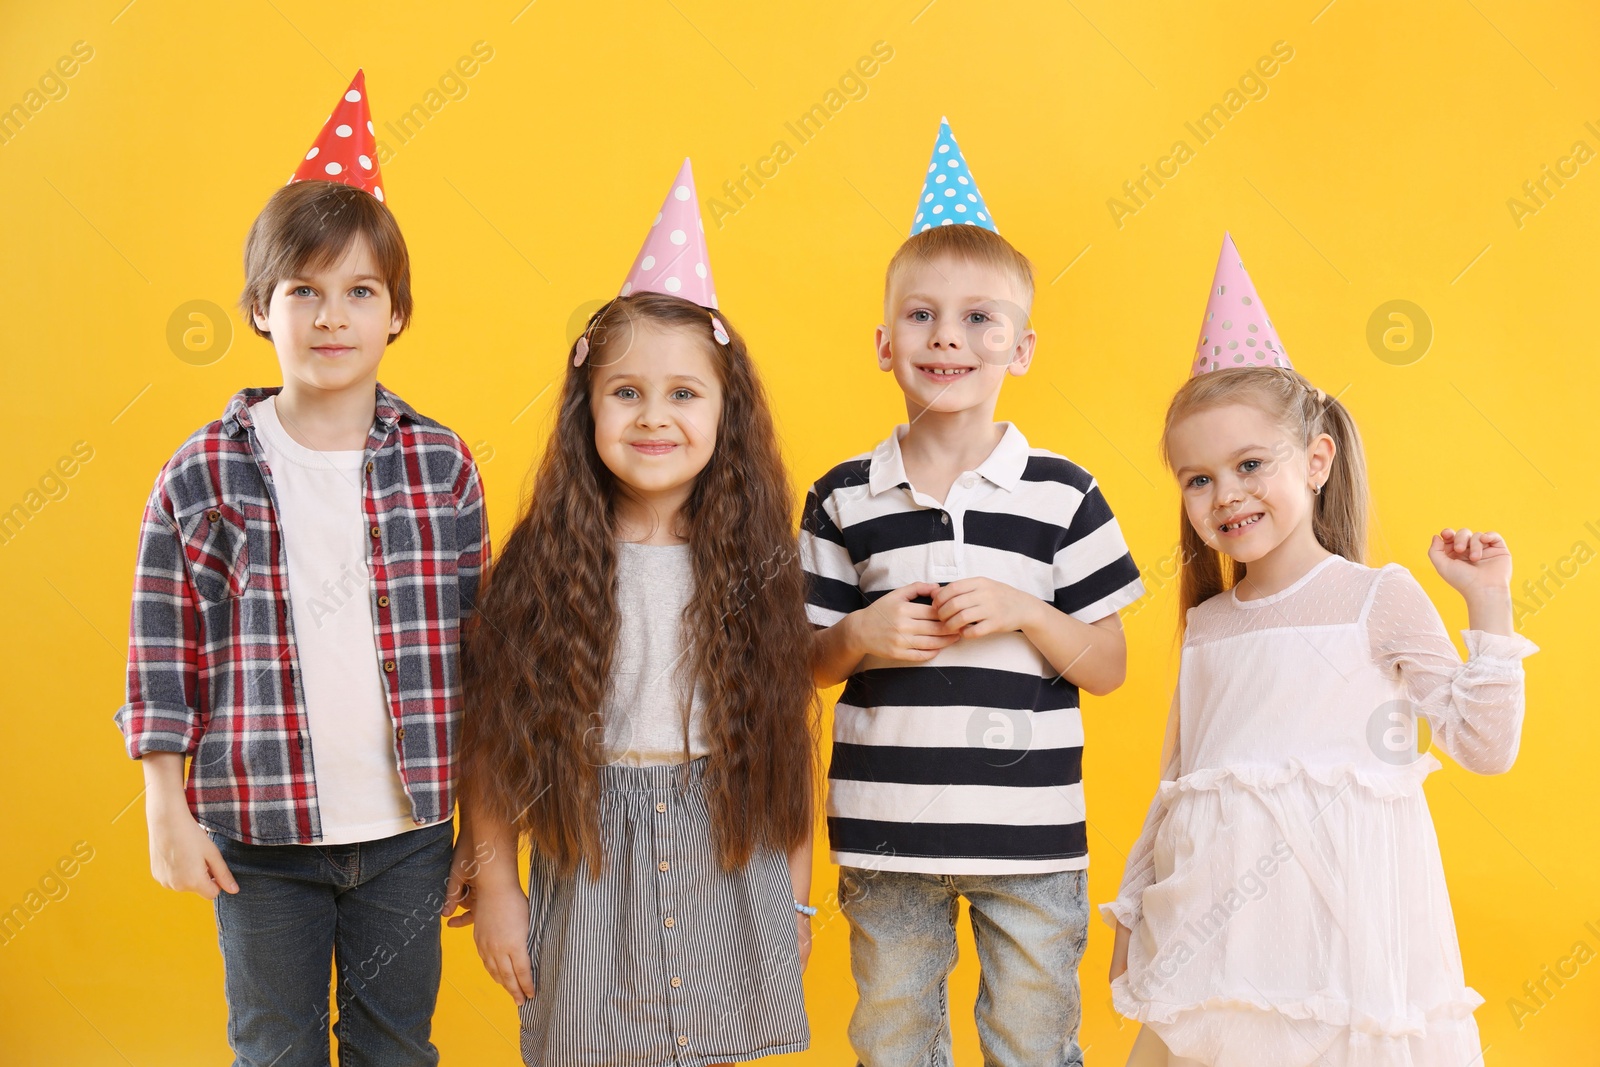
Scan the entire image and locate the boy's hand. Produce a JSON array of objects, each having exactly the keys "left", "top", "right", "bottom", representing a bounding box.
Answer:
[
  {"left": 931, "top": 577, "right": 1040, "bottom": 638},
  {"left": 464, "top": 882, "right": 536, "bottom": 1005},
  {"left": 848, "top": 582, "right": 962, "bottom": 662},
  {"left": 147, "top": 800, "right": 238, "bottom": 899}
]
